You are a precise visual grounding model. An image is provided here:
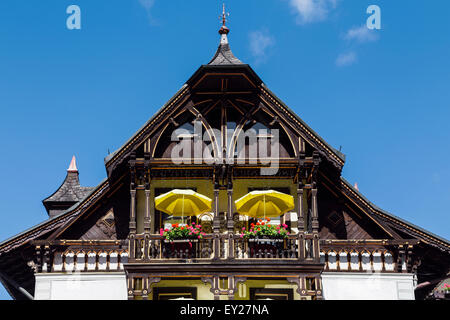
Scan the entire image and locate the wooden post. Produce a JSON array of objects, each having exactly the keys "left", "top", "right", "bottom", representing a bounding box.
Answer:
[
  {"left": 144, "top": 156, "right": 151, "bottom": 234},
  {"left": 128, "top": 154, "right": 137, "bottom": 261},
  {"left": 311, "top": 152, "right": 321, "bottom": 262},
  {"left": 311, "top": 189, "right": 320, "bottom": 262},
  {"left": 129, "top": 189, "right": 136, "bottom": 260},
  {"left": 143, "top": 189, "right": 150, "bottom": 261},
  {"left": 213, "top": 188, "right": 220, "bottom": 260},
  {"left": 297, "top": 174, "right": 305, "bottom": 261},
  {"left": 297, "top": 187, "right": 305, "bottom": 232},
  {"left": 227, "top": 188, "right": 234, "bottom": 260}
]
